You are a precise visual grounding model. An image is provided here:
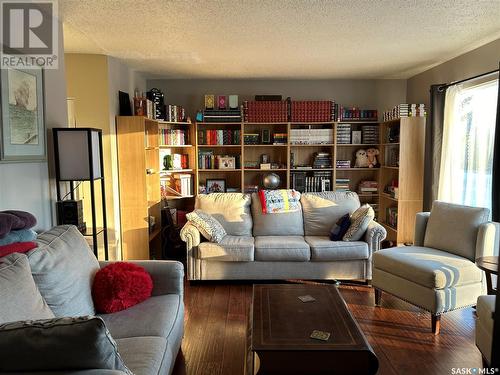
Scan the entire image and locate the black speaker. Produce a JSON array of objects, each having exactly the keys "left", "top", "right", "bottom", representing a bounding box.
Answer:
[{"left": 56, "top": 200, "right": 85, "bottom": 231}]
